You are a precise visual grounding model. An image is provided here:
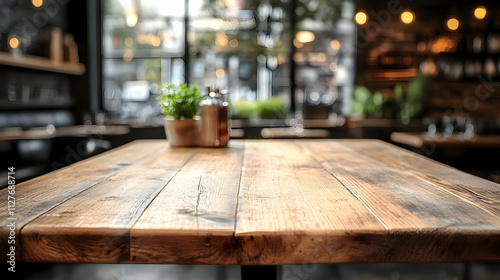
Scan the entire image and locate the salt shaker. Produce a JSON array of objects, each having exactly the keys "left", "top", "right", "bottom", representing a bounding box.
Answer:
[{"left": 200, "top": 87, "right": 220, "bottom": 147}]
